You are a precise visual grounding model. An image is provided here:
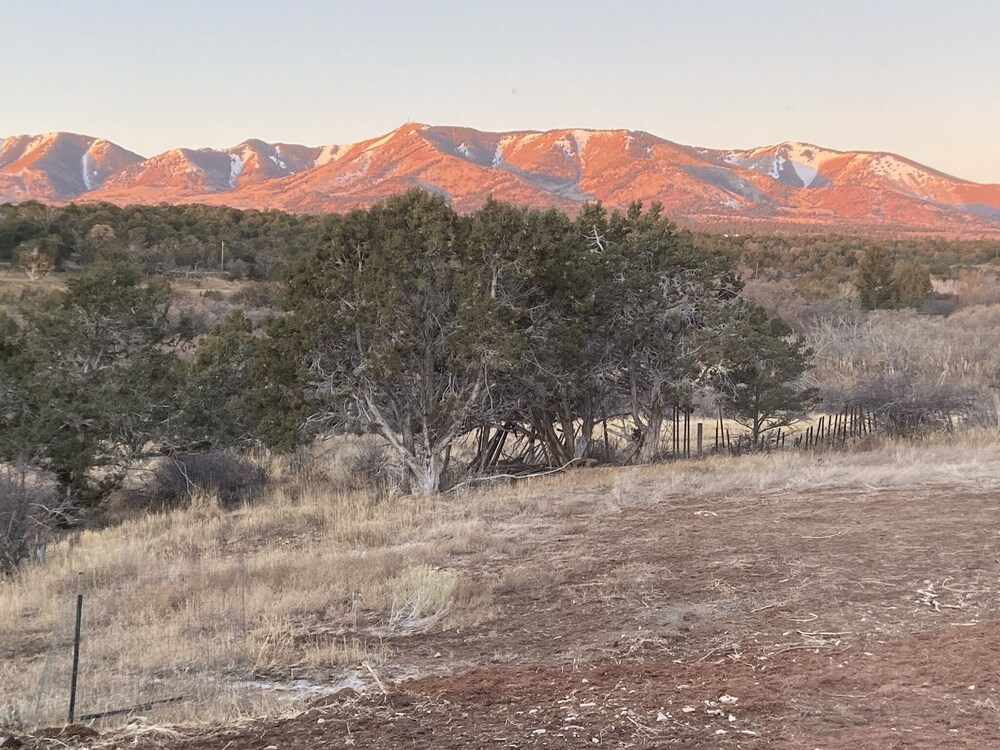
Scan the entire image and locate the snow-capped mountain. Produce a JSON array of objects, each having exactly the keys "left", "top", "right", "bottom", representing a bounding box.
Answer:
[
  {"left": 3, "top": 125, "right": 1000, "bottom": 231},
  {"left": 89, "top": 140, "right": 325, "bottom": 204},
  {"left": 0, "top": 132, "right": 143, "bottom": 201}
]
